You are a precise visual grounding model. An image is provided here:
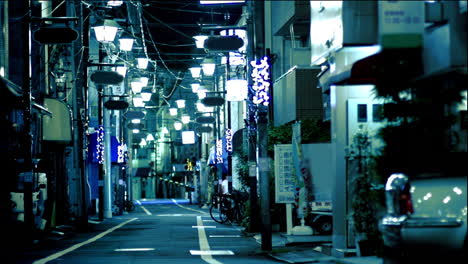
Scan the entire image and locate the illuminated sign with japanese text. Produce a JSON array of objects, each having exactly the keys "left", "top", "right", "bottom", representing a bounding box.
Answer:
[
  {"left": 225, "top": 129, "right": 233, "bottom": 152},
  {"left": 250, "top": 56, "right": 270, "bottom": 106}
]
